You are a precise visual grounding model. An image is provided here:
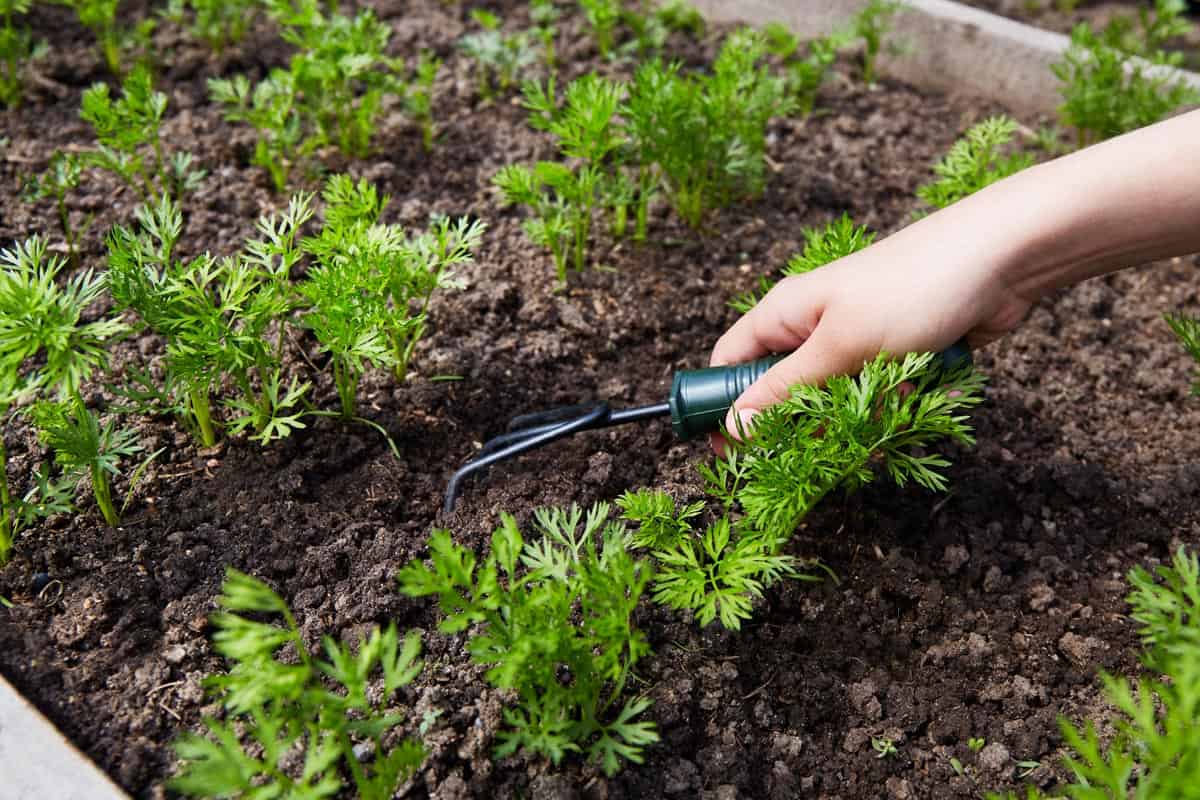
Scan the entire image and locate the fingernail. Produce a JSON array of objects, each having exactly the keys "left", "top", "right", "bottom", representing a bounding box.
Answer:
[{"left": 724, "top": 408, "right": 757, "bottom": 438}]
